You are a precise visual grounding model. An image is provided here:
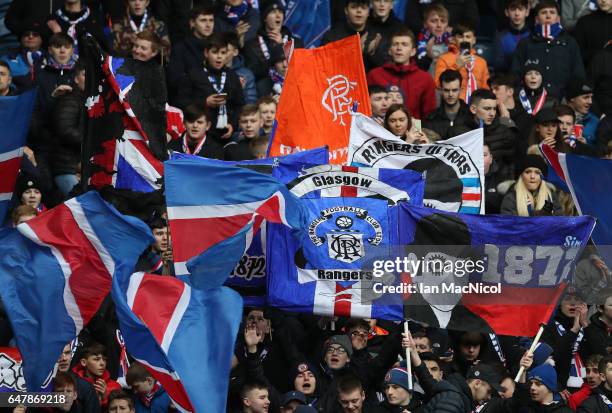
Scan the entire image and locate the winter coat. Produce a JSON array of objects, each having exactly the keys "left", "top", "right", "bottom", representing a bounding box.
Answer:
[
  {"left": 366, "top": 12, "right": 404, "bottom": 68},
  {"left": 174, "top": 66, "right": 244, "bottom": 132},
  {"left": 542, "top": 311, "right": 584, "bottom": 390},
  {"left": 577, "top": 112, "right": 600, "bottom": 146},
  {"left": 51, "top": 7, "right": 110, "bottom": 53},
  {"left": 72, "top": 364, "right": 121, "bottom": 408},
  {"left": 423, "top": 101, "right": 473, "bottom": 140},
  {"left": 404, "top": 0, "right": 479, "bottom": 38},
  {"left": 476, "top": 117, "right": 518, "bottom": 181},
  {"left": 69, "top": 373, "right": 101, "bottom": 413},
  {"left": 134, "top": 385, "right": 171, "bottom": 413},
  {"left": 4, "top": 0, "right": 62, "bottom": 37},
  {"left": 560, "top": 0, "right": 592, "bottom": 31},
  {"left": 582, "top": 313, "right": 612, "bottom": 360},
  {"left": 417, "top": 373, "right": 474, "bottom": 413},
  {"left": 168, "top": 133, "right": 225, "bottom": 160},
  {"left": 151, "top": 0, "right": 210, "bottom": 42},
  {"left": 321, "top": 21, "right": 383, "bottom": 72},
  {"left": 224, "top": 134, "right": 255, "bottom": 162},
  {"left": 434, "top": 48, "right": 490, "bottom": 102},
  {"left": 166, "top": 35, "right": 207, "bottom": 98},
  {"left": 512, "top": 30, "right": 586, "bottom": 99},
  {"left": 576, "top": 385, "right": 612, "bottom": 413},
  {"left": 231, "top": 56, "right": 258, "bottom": 104},
  {"left": 51, "top": 88, "right": 85, "bottom": 176},
  {"left": 590, "top": 46, "right": 612, "bottom": 116},
  {"left": 495, "top": 26, "right": 531, "bottom": 71},
  {"left": 214, "top": 6, "right": 260, "bottom": 44},
  {"left": 485, "top": 160, "right": 506, "bottom": 214},
  {"left": 500, "top": 183, "right": 563, "bottom": 216},
  {"left": 367, "top": 61, "right": 437, "bottom": 119},
  {"left": 574, "top": 10, "right": 612, "bottom": 67},
  {"left": 0, "top": 48, "right": 44, "bottom": 90},
  {"left": 243, "top": 27, "right": 303, "bottom": 81}
]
